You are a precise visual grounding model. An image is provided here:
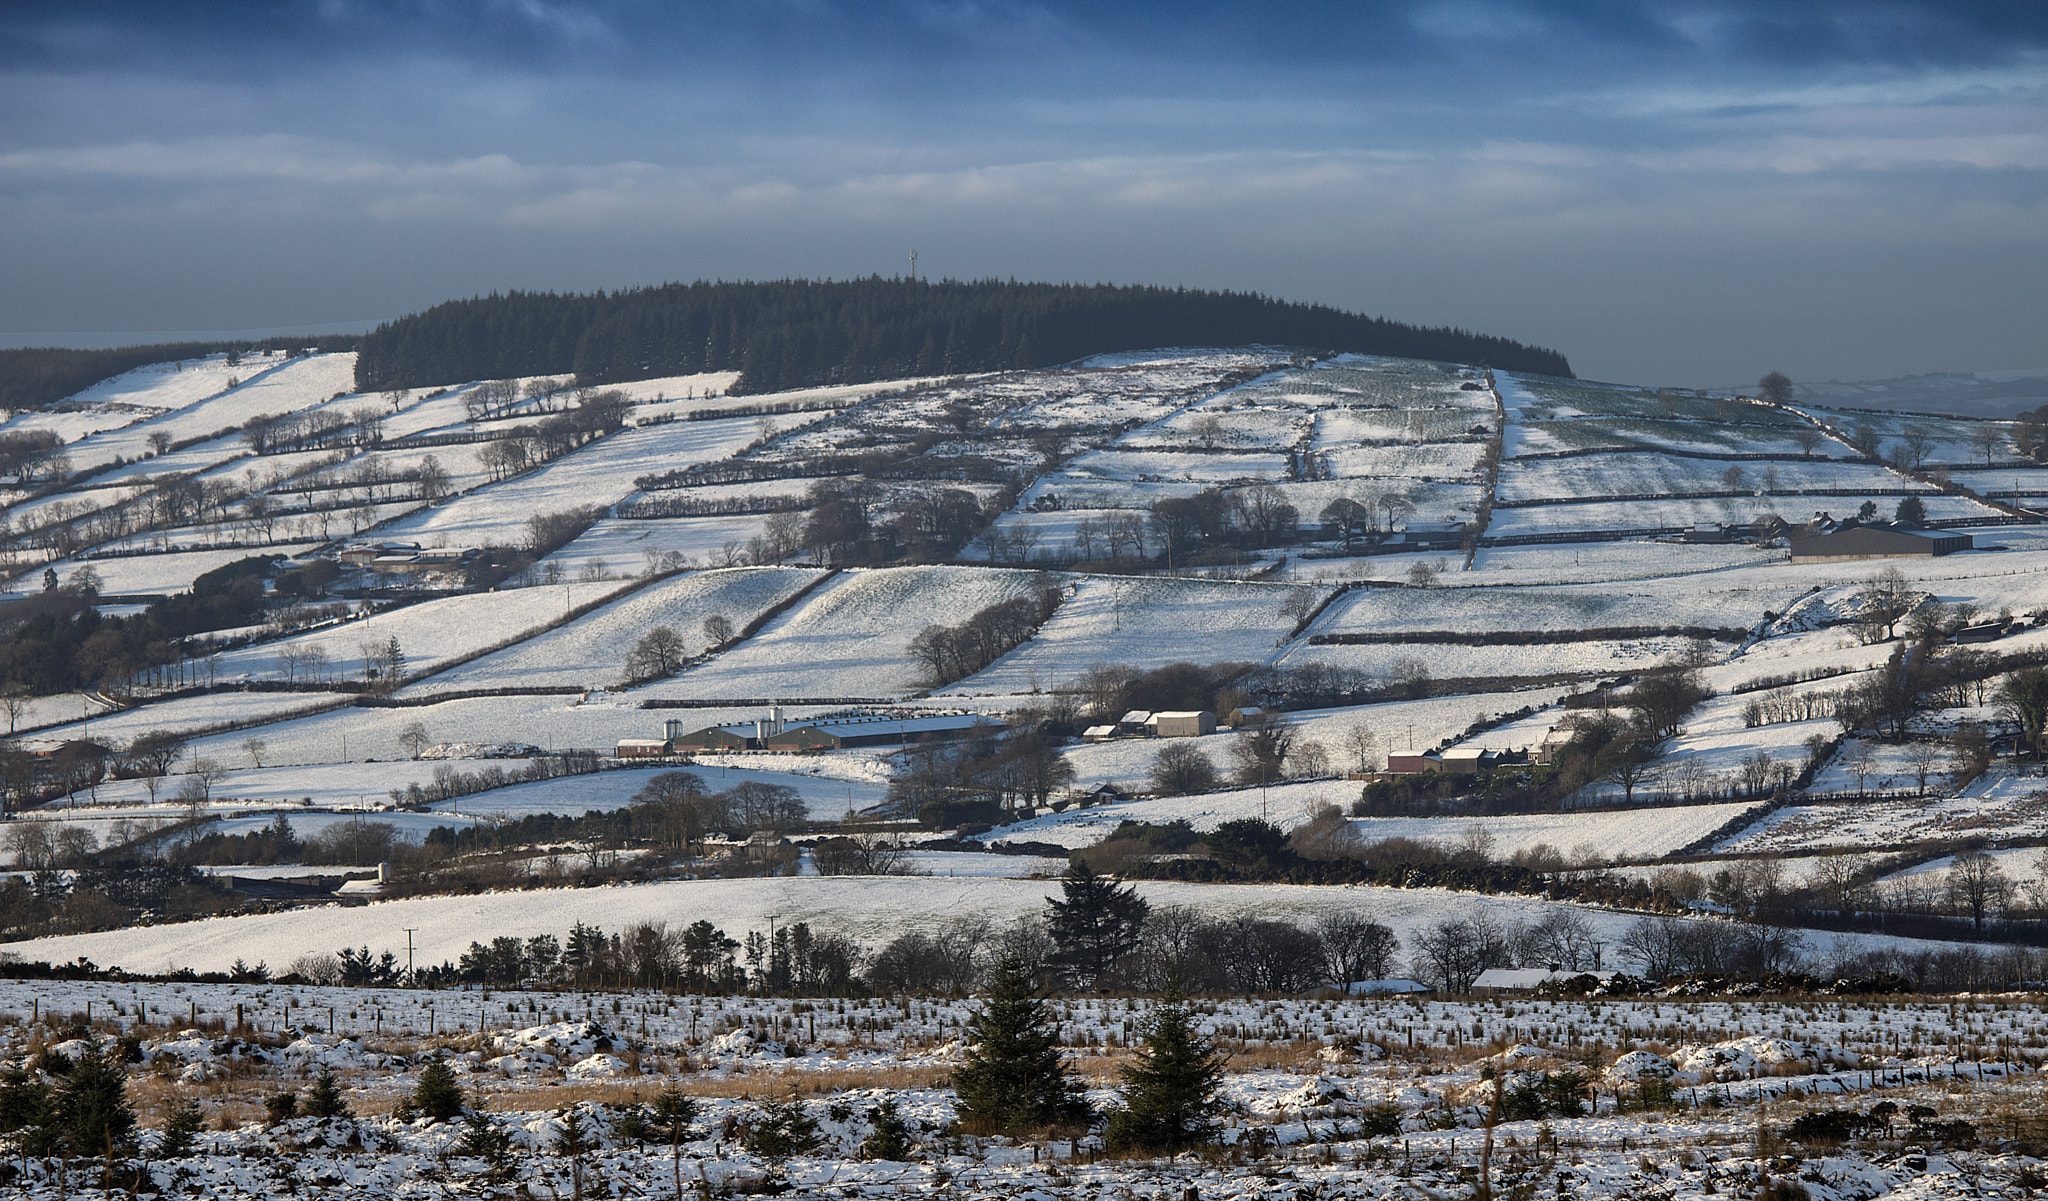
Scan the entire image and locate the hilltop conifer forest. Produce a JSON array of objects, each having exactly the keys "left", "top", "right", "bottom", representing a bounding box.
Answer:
[{"left": 350, "top": 278, "right": 1573, "bottom": 393}]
